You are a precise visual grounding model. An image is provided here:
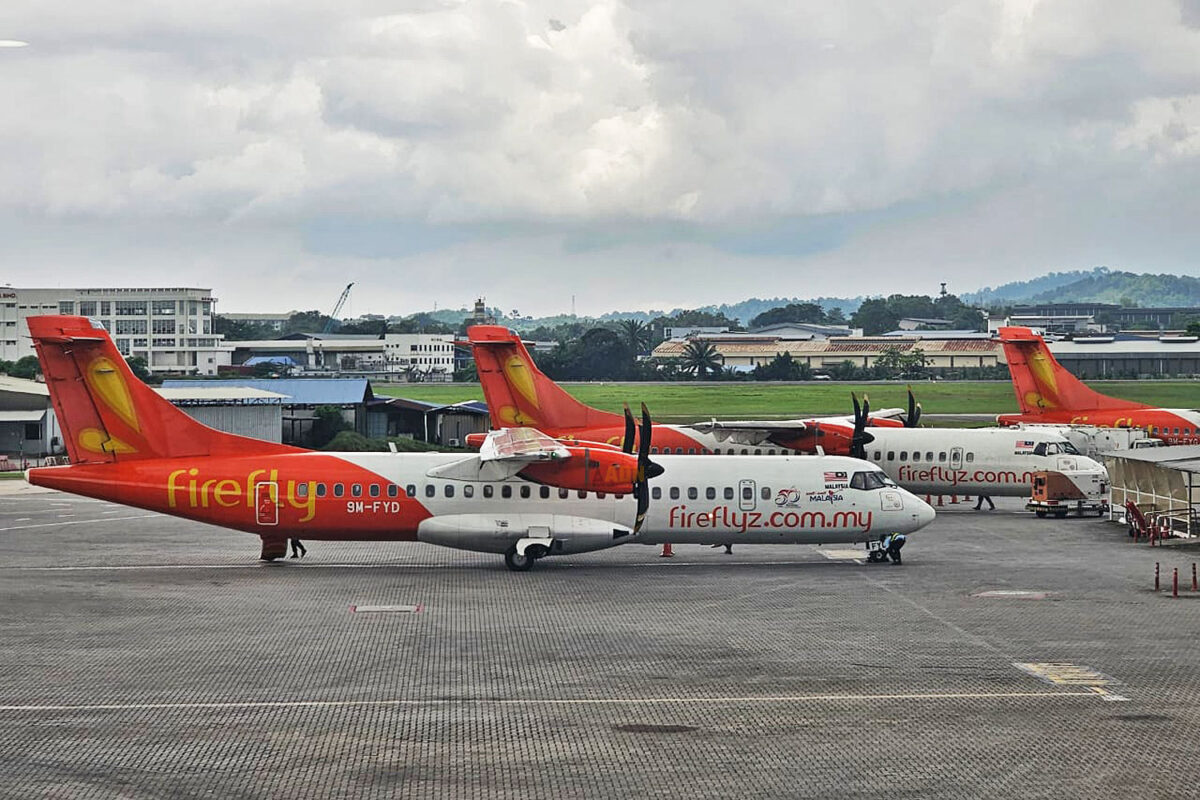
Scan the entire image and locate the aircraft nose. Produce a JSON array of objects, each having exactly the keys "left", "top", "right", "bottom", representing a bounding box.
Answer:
[{"left": 902, "top": 492, "right": 936, "bottom": 532}]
